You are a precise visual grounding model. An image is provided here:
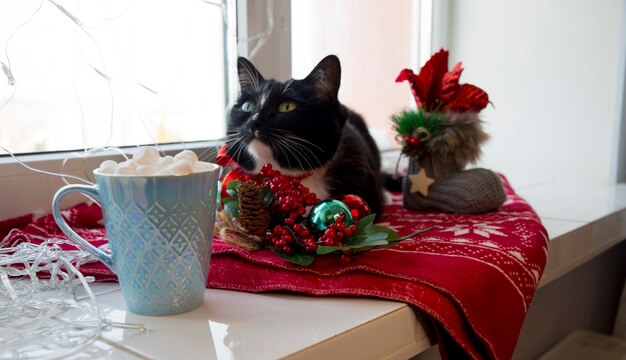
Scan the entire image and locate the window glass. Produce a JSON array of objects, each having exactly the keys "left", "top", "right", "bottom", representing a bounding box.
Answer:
[{"left": 0, "top": 0, "right": 226, "bottom": 154}]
